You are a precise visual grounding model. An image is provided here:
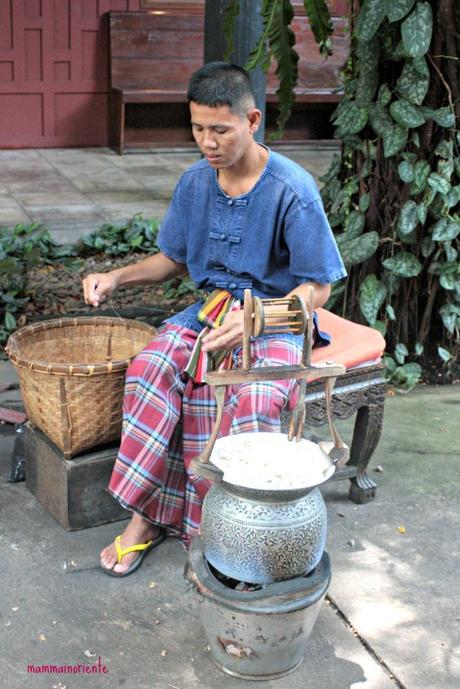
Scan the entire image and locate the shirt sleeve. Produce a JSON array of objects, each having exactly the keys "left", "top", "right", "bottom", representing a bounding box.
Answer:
[
  {"left": 284, "top": 197, "right": 347, "bottom": 285},
  {"left": 157, "top": 181, "right": 188, "bottom": 264}
]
